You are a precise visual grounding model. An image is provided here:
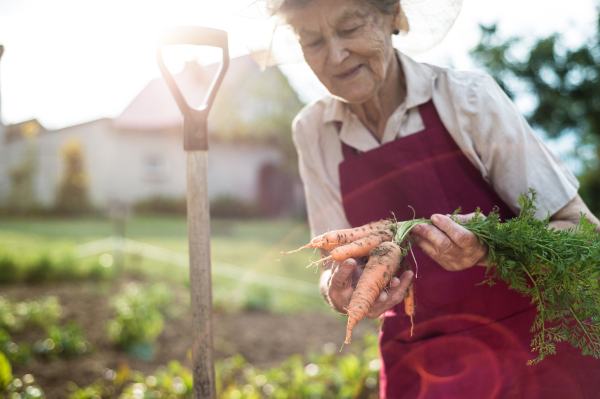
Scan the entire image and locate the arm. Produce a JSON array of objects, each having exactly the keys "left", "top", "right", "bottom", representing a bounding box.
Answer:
[
  {"left": 411, "top": 72, "right": 593, "bottom": 271},
  {"left": 411, "top": 194, "right": 600, "bottom": 272}
]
